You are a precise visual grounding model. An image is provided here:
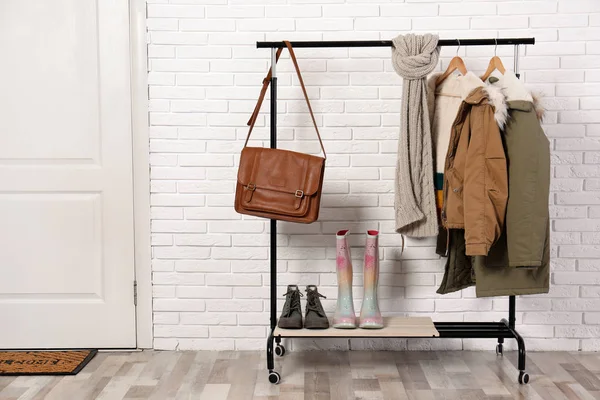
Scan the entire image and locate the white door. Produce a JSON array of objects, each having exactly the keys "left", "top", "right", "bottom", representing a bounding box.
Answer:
[{"left": 0, "top": 0, "right": 136, "bottom": 348}]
